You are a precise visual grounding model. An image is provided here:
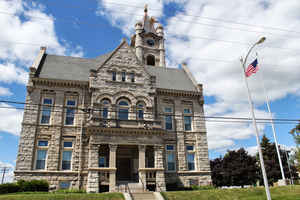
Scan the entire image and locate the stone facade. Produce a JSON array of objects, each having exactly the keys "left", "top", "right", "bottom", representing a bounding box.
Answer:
[{"left": 15, "top": 7, "right": 211, "bottom": 192}]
